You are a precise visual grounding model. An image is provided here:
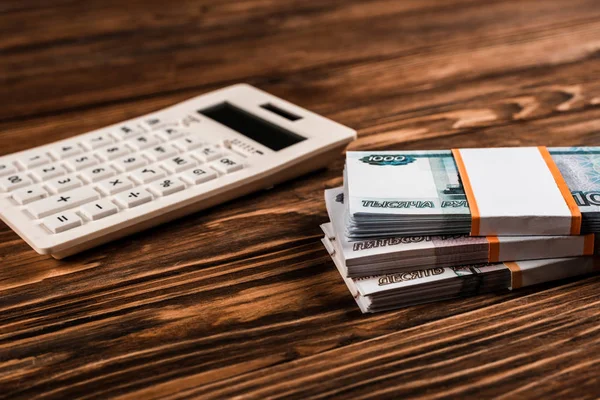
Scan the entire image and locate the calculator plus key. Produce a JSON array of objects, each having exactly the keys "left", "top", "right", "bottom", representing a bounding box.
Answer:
[
  {"left": 42, "top": 211, "right": 82, "bottom": 234},
  {"left": 148, "top": 177, "right": 185, "bottom": 197},
  {"left": 114, "top": 189, "right": 153, "bottom": 208},
  {"left": 180, "top": 167, "right": 217, "bottom": 185},
  {"left": 1, "top": 174, "right": 33, "bottom": 192},
  {"left": 130, "top": 165, "right": 166, "bottom": 184},
  {"left": 27, "top": 186, "right": 100, "bottom": 219},
  {"left": 12, "top": 185, "right": 47, "bottom": 205},
  {"left": 80, "top": 199, "right": 118, "bottom": 221},
  {"left": 80, "top": 165, "right": 116, "bottom": 183},
  {"left": 97, "top": 175, "right": 134, "bottom": 195},
  {"left": 211, "top": 155, "right": 244, "bottom": 174}
]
